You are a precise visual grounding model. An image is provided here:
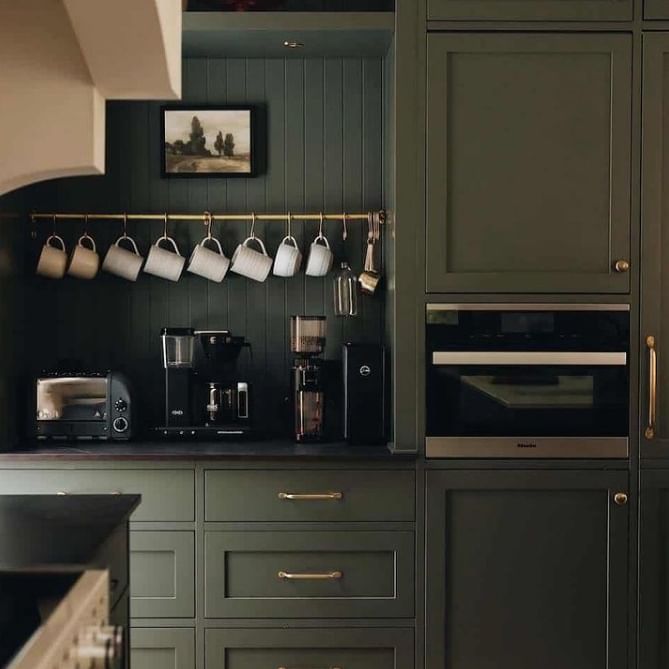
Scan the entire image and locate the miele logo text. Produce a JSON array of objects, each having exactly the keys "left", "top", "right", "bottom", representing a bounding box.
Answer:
[
  {"left": 171, "top": 409, "right": 184, "bottom": 416},
  {"left": 517, "top": 442, "right": 537, "bottom": 448}
]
